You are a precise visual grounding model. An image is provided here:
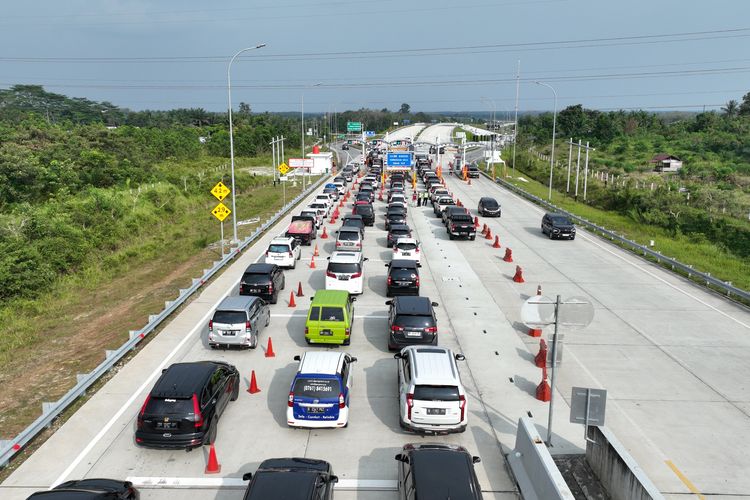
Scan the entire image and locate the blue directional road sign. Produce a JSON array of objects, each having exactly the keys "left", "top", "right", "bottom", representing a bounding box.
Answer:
[
  {"left": 386, "top": 152, "right": 413, "bottom": 167},
  {"left": 365, "top": 130, "right": 375, "bottom": 137}
]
